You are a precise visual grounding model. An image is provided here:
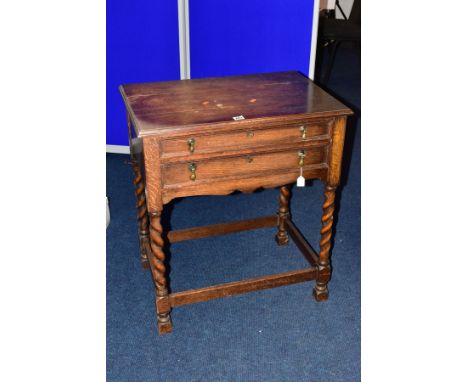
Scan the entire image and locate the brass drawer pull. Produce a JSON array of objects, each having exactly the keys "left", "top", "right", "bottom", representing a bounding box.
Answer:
[
  {"left": 246, "top": 131, "right": 254, "bottom": 138},
  {"left": 299, "top": 125, "right": 307, "bottom": 140},
  {"left": 298, "top": 150, "right": 305, "bottom": 167},
  {"left": 187, "top": 138, "right": 195, "bottom": 153},
  {"left": 188, "top": 162, "right": 197, "bottom": 181}
]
